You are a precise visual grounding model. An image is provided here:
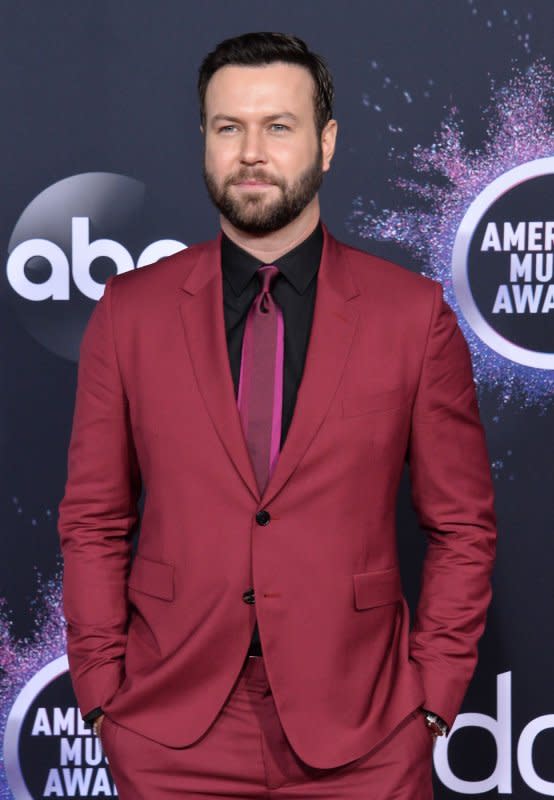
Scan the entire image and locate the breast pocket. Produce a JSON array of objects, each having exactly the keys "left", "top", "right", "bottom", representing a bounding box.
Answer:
[{"left": 342, "top": 388, "right": 408, "bottom": 418}]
